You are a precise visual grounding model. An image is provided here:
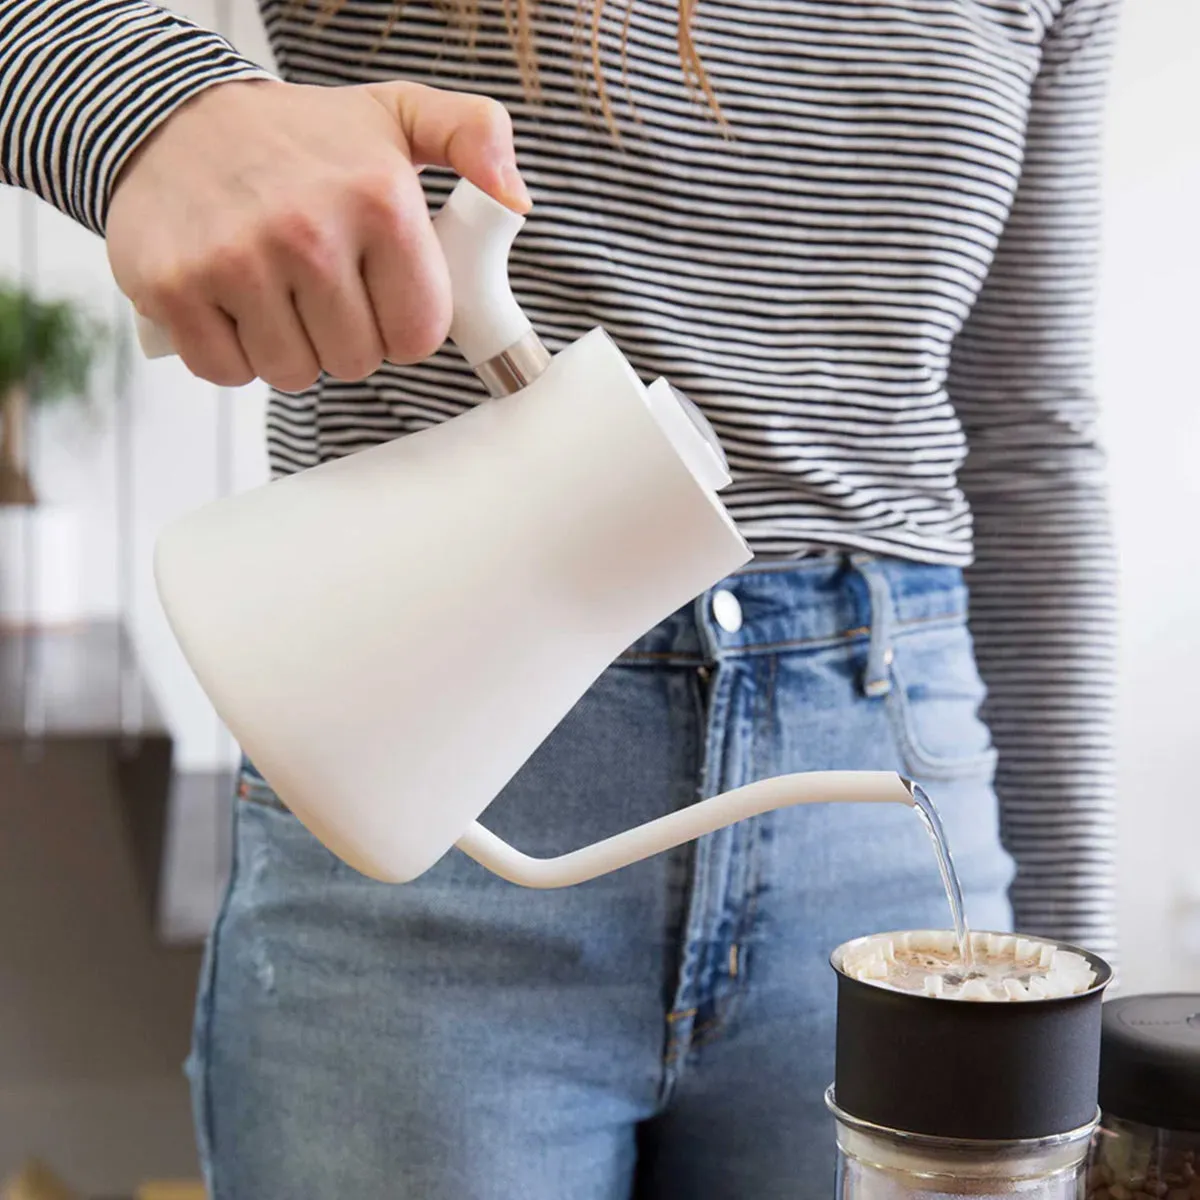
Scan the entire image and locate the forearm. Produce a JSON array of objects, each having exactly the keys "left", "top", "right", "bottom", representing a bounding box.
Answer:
[
  {"left": 964, "top": 476, "right": 1118, "bottom": 960},
  {"left": 0, "top": 0, "right": 271, "bottom": 233},
  {"left": 947, "top": 0, "right": 1120, "bottom": 960}
]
